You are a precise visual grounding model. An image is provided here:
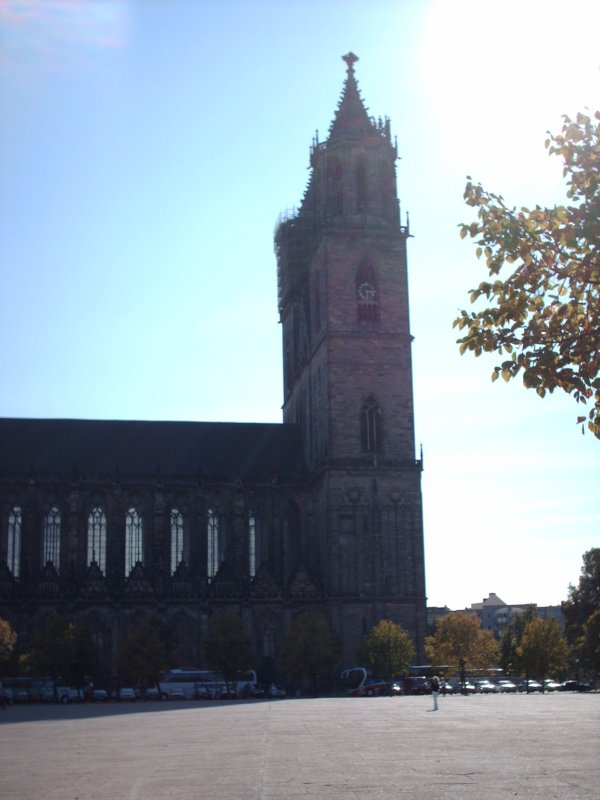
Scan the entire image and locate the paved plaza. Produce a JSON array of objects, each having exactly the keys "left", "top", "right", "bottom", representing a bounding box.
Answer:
[{"left": 1, "top": 693, "right": 598, "bottom": 800}]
